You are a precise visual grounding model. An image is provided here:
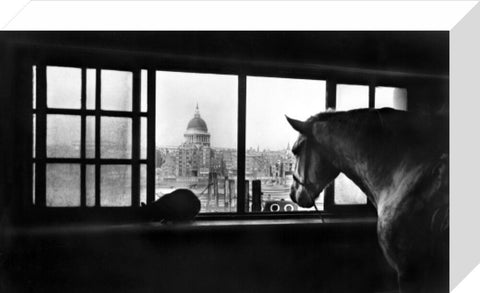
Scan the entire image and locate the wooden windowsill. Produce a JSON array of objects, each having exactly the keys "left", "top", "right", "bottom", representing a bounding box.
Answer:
[{"left": 3, "top": 216, "right": 377, "bottom": 238}]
